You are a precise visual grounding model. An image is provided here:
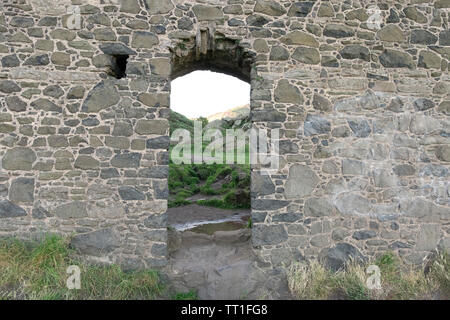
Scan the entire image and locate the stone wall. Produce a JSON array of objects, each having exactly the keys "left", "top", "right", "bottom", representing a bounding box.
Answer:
[{"left": 0, "top": 0, "right": 449, "bottom": 271}]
